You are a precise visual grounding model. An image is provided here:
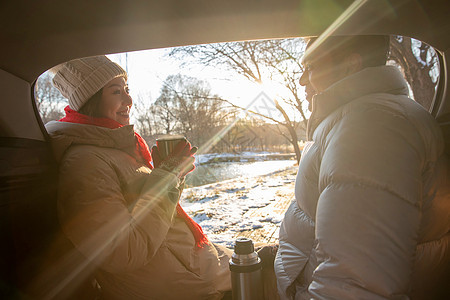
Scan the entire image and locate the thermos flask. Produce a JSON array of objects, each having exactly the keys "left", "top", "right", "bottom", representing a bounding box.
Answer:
[{"left": 229, "top": 237, "right": 263, "bottom": 300}]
